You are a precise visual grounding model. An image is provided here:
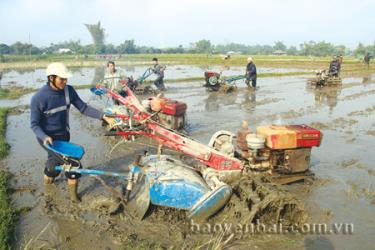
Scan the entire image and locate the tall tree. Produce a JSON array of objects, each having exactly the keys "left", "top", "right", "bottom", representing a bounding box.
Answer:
[
  {"left": 273, "top": 41, "right": 287, "bottom": 51},
  {"left": 0, "top": 44, "right": 12, "bottom": 54},
  {"left": 194, "top": 39, "right": 213, "bottom": 54},
  {"left": 85, "top": 21, "right": 105, "bottom": 54},
  {"left": 117, "top": 40, "right": 137, "bottom": 54}
]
